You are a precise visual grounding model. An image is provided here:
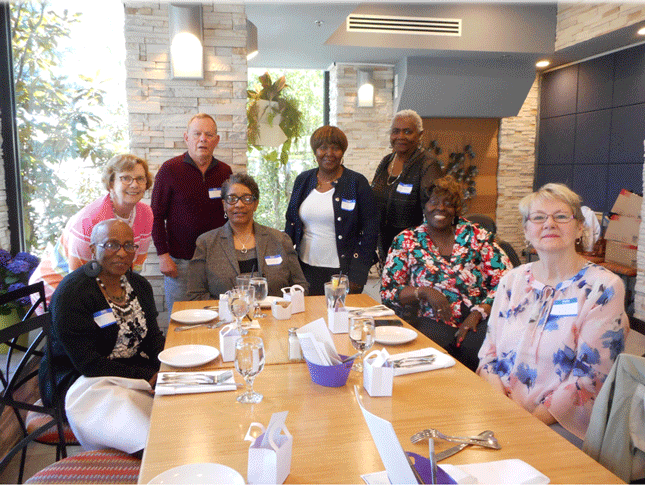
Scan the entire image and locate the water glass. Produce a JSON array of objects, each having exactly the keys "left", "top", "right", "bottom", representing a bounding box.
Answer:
[
  {"left": 348, "top": 316, "right": 375, "bottom": 372},
  {"left": 249, "top": 276, "right": 268, "bottom": 319},
  {"left": 235, "top": 336, "right": 265, "bottom": 403},
  {"left": 228, "top": 286, "right": 254, "bottom": 335},
  {"left": 331, "top": 274, "right": 350, "bottom": 295},
  {"left": 324, "top": 281, "right": 347, "bottom": 310},
  {"left": 236, "top": 274, "right": 252, "bottom": 289}
]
